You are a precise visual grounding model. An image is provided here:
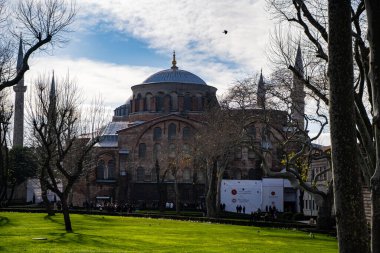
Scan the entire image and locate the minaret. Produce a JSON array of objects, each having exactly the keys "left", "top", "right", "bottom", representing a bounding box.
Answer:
[
  {"left": 13, "top": 37, "right": 27, "bottom": 147},
  {"left": 48, "top": 71, "right": 57, "bottom": 125},
  {"left": 290, "top": 44, "right": 305, "bottom": 130},
  {"left": 257, "top": 69, "right": 266, "bottom": 109}
]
